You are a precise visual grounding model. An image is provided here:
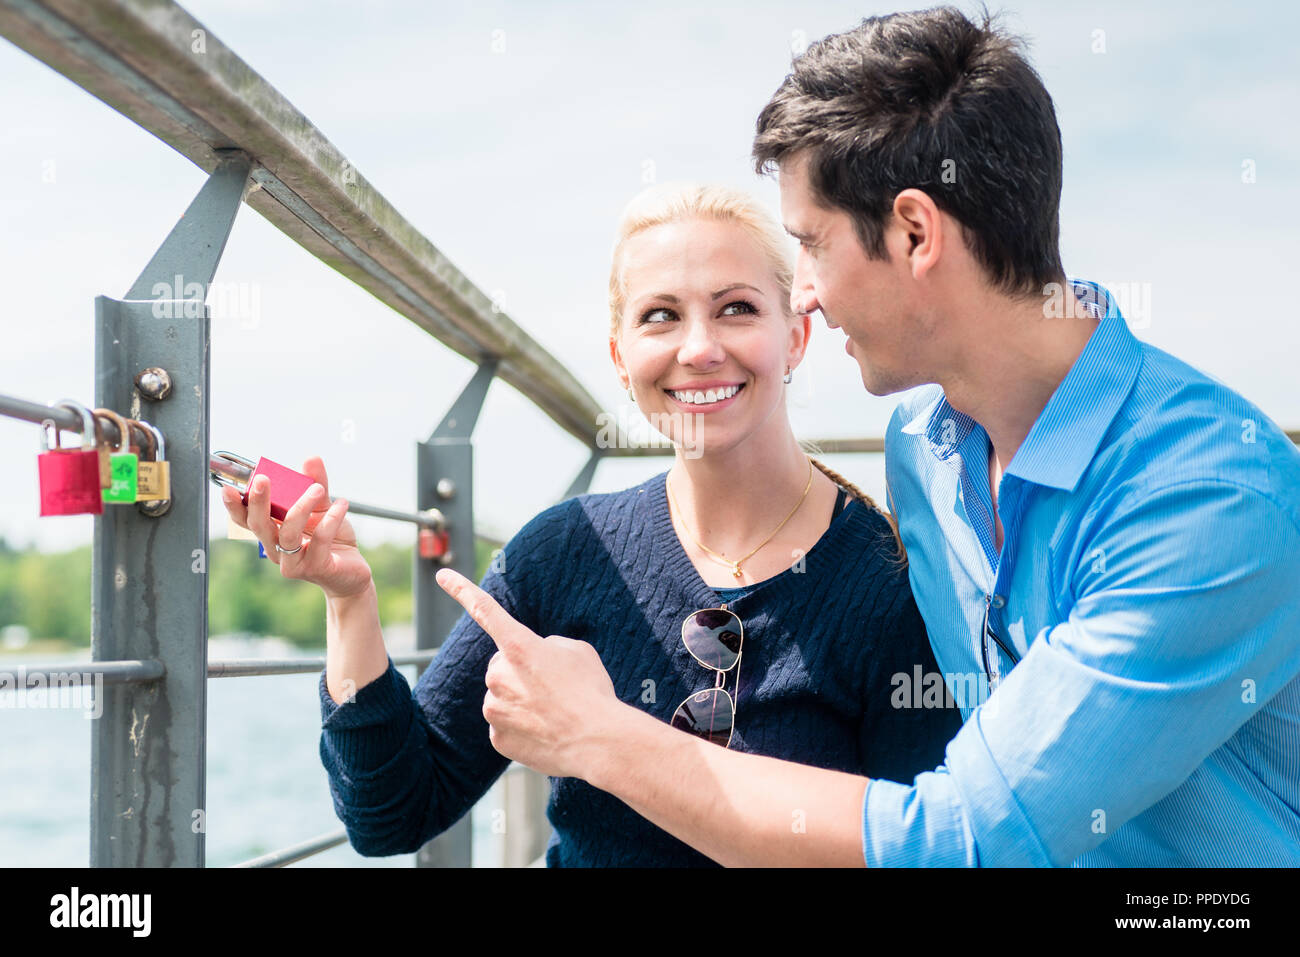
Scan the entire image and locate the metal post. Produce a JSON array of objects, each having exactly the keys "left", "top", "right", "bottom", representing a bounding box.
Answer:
[
  {"left": 412, "top": 360, "right": 497, "bottom": 867},
  {"left": 90, "top": 151, "right": 250, "bottom": 867},
  {"left": 501, "top": 763, "right": 552, "bottom": 866},
  {"left": 563, "top": 449, "right": 603, "bottom": 499}
]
